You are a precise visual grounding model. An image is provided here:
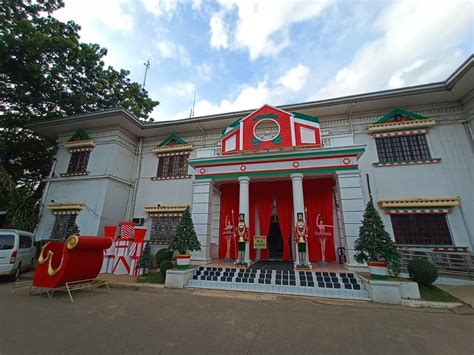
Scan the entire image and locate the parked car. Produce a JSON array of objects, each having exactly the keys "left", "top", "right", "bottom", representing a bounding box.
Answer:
[{"left": 0, "top": 229, "right": 36, "bottom": 281}]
